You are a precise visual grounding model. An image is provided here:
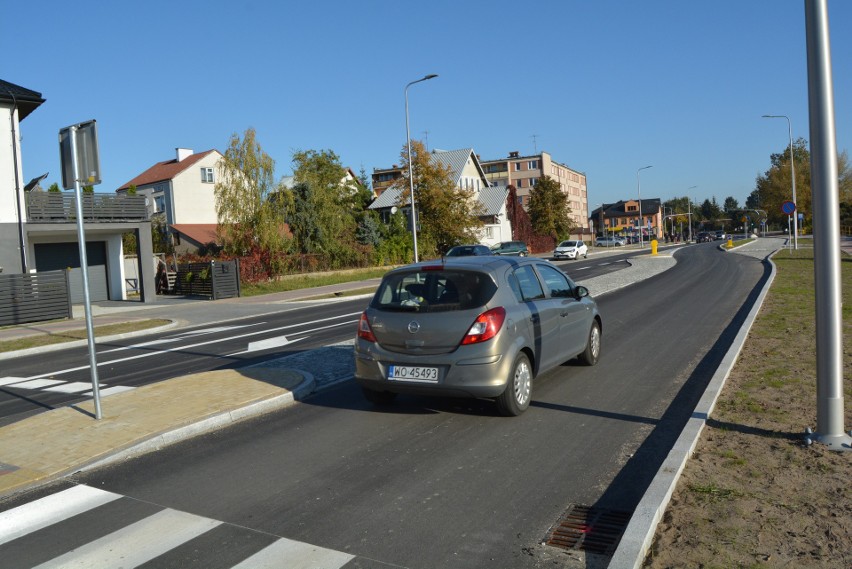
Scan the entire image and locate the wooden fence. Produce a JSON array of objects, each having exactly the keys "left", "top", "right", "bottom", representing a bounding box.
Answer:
[{"left": 0, "top": 270, "right": 72, "bottom": 326}]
